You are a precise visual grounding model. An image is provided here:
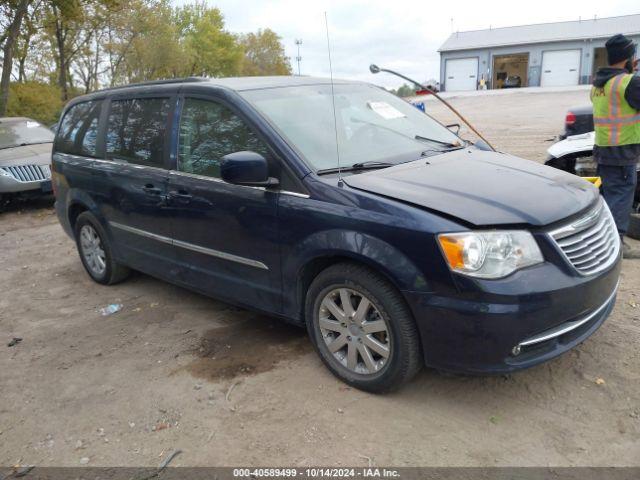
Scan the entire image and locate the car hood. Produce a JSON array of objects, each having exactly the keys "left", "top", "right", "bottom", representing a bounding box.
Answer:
[
  {"left": 0, "top": 143, "right": 52, "bottom": 167},
  {"left": 547, "top": 132, "right": 594, "bottom": 159},
  {"left": 342, "top": 149, "right": 598, "bottom": 227}
]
